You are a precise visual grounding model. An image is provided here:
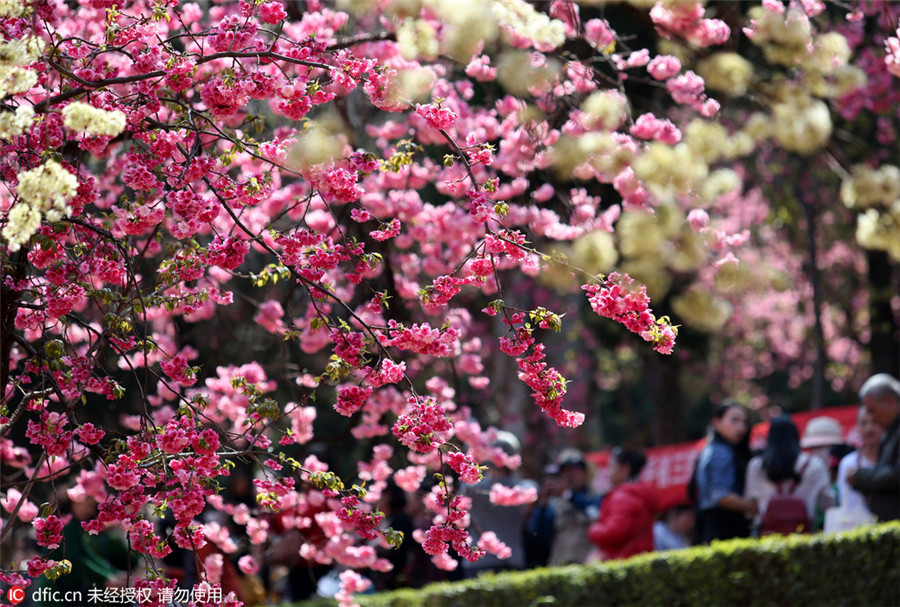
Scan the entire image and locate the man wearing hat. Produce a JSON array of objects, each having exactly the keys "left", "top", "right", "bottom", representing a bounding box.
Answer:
[
  {"left": 546, "top": 450, "right": 601, "bottom": 566},
  {"left": 847, "top": 373, "right": 900, "bottom": 522},
  {"left": 460, "top": 431, "right": 538, "bottom": 577}
]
